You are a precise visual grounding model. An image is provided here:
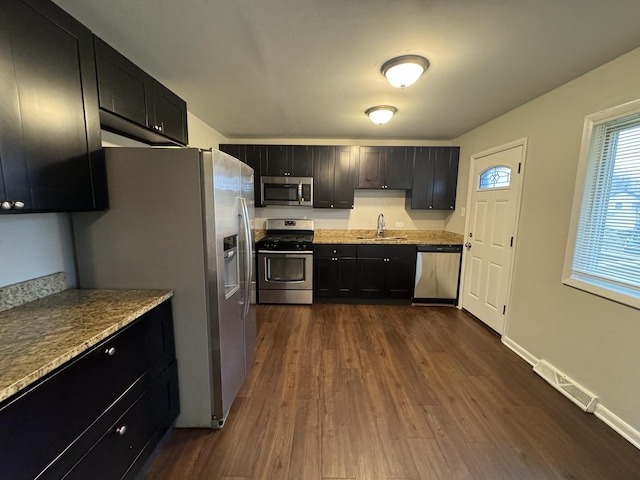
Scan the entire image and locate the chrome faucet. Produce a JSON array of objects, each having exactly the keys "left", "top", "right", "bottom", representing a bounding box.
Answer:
[{"left": 376, "top": 213, "right": 385, "bottom": 236}]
